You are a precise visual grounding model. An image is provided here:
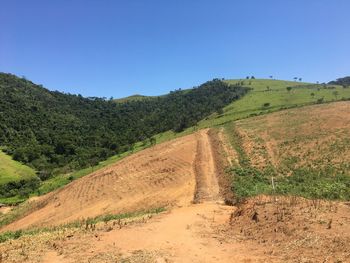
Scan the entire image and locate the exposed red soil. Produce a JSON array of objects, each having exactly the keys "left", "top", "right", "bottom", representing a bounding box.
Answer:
[
  {"left": 228, "top": 196, "right": 350, "bottom": 262},
  {"left": 2, "top": 102, "right": 350, "bottom": 263}
]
